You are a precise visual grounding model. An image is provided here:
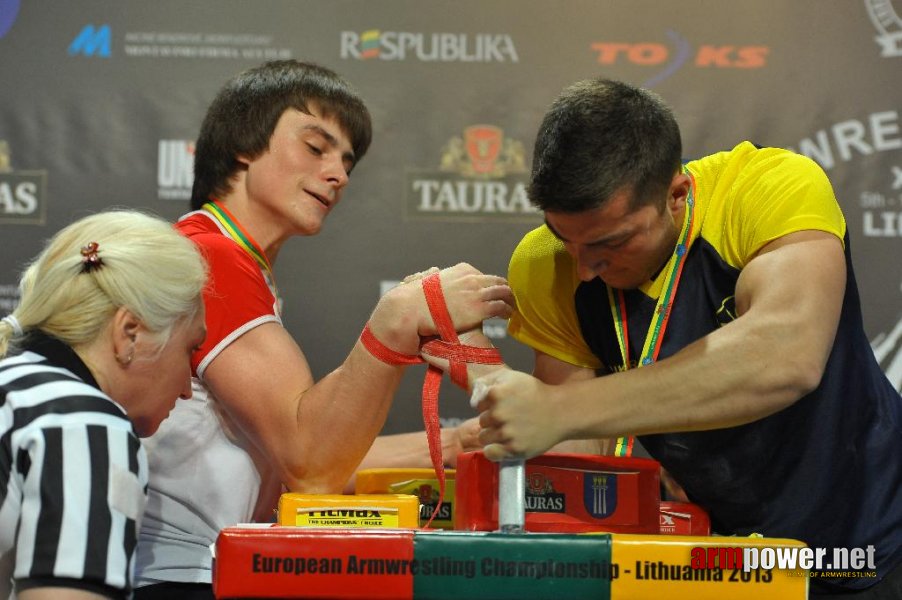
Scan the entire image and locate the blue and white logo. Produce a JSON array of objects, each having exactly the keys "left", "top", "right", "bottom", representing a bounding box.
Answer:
[
  {"left": 0, "top": 0, "right": 20, "bottom": 39},
  {"left": 583, "top": 472, "right": 618, "bottom": 519},
  {"left": 69, "top": 24, "right": 111, "bottom": 57}
]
